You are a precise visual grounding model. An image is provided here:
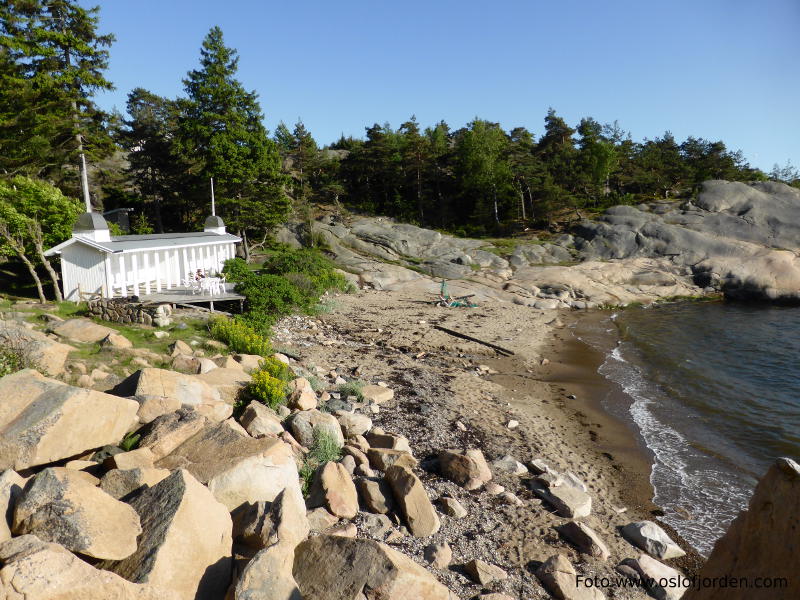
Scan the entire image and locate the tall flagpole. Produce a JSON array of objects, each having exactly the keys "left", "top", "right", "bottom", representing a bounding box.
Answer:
[
  {"left": 80, "top": 153, "right": 91, "bottom": 212},
  {"left": 210, "top": 177, "right": 216, "bottom": 216}
]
